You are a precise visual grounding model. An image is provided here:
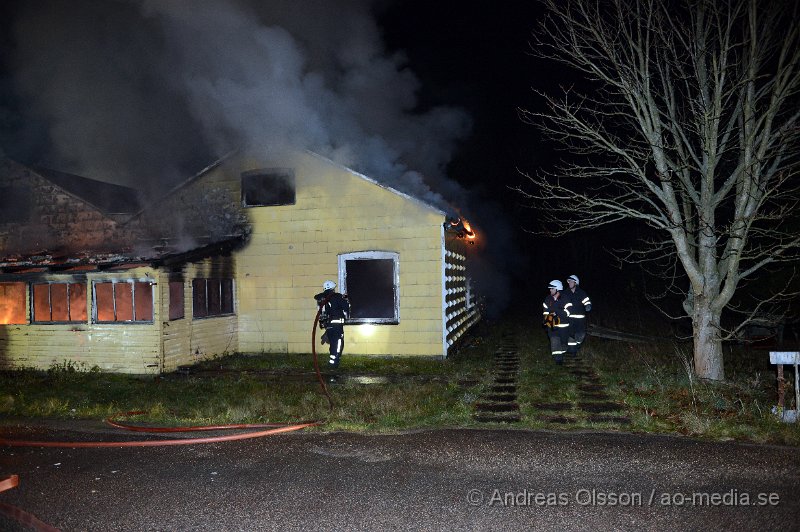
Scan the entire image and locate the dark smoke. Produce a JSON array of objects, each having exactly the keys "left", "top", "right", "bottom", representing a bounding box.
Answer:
[
  {"left": 3, "top": 0, "right": 471, "bottom": 209},
  {"left": 1, "top": 0, "right": 521, "bottom": 315}
]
